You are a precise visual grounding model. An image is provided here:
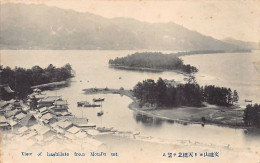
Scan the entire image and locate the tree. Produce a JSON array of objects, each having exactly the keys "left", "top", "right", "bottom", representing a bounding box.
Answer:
[
  {"left": 46, "top": 64, "right": 56, "bottom": 72},
  {"left": 64, "top": 63, "right": 72, "bottom": 71},
  {"left": 244, "top": 104, "right": 260, "bottom": 127},
  {"left": 232, "top": 90, "right": 239, "bottom": 104},
  {"left": 30, "top": 96, "right": 38, "bottom": 110},
  {"left": 227, "top": 88, "right": 233, "bottom": 105},
  {"left": 133, "top": 82, "right": 144, "bottom": 101},
  {"left": 156, "top": 78, "right": 167, "bottom": 106},
  {"left": 184, "top": 74, "right": 197, "bottom": 84},
  {"left": 142, "top": 79, "right": 157, "bottom": 105}
]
